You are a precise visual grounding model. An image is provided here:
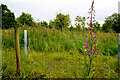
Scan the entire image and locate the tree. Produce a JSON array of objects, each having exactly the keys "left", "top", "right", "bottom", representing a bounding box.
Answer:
[
  {"left": 102, "top": 13, "right": 120, "bottom": 32},
  {"left": 94, "top": 21, "right": 100, "bottom": 30},
  {"left": 40, "top": 20, "right": 48, "bottom": 28},
  {"left": 16, "top": 12, "right": 33, "bottom": 26},
  {"left": 49, "top": 20, "right": 55, "bottom": 29},
  {"left": 75, "top": 16, "right": 86, "bottom": 30},
  {"left": 102, "top": 18, "right": 113, "bottom": 32},
  {"left": 54, "top": 13, "right": 71, "bottom": 30},
  {"left": 1, "top": 4, "right": 16, "bottom": 29},
  {"left": 69, "top": 25, "right": 76, "bottom": 31}
]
